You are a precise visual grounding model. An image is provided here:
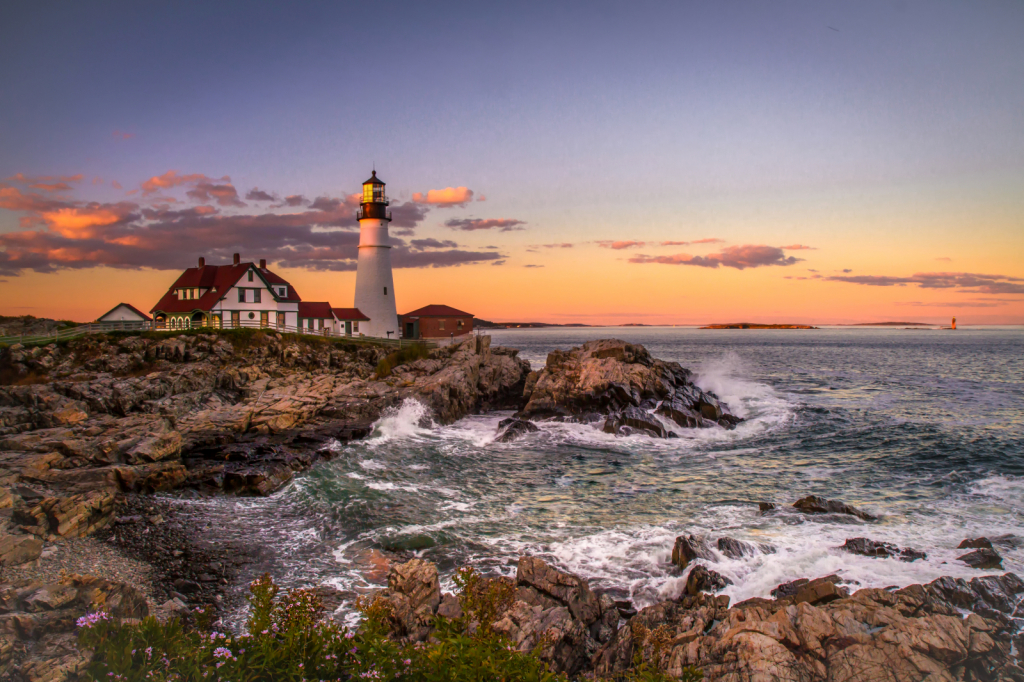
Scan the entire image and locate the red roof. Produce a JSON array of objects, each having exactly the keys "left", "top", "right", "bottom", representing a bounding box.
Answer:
[
  {"left": 332, "top": 307, "right": 370, "bottom": 321},
  {"left": 151, "top": 262, "right": 300, "bottom": 314},
  {"left": 298, "top": 301, "right": 335, "bottom": 319},
  {"left": 401, "top": 304, "right": 473, "bottom": 318},
  {"left": 97, "top": 302, "right": 152, "bottom": 321}
]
